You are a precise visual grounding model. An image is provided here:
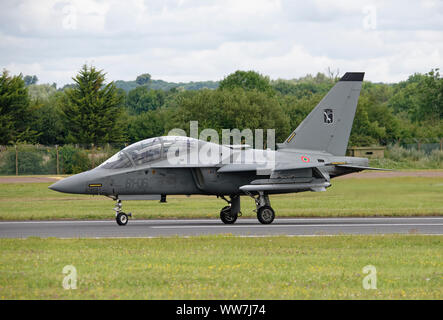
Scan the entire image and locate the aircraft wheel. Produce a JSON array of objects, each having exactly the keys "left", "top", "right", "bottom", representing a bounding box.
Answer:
[
  {"left": 220, "top": 206, "right": 238, "bottom": 224},
  {"left": 257, "top": 206, "right": 275, "bottom": 224},
  {"left": 116, "top": 212, "right": 129, "bottom": 226}
]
